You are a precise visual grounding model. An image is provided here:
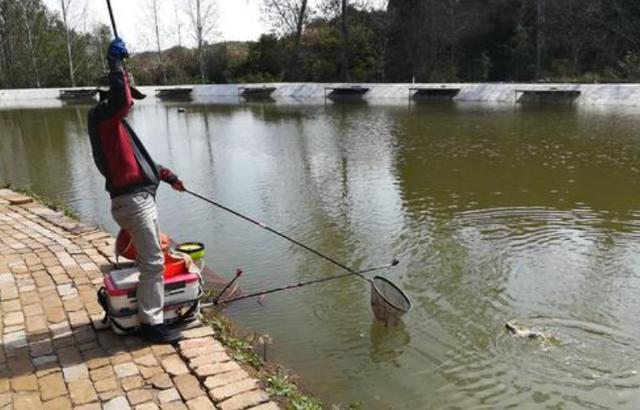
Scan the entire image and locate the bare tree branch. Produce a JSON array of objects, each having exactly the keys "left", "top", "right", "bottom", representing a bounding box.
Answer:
[{"left": 185, "top": 0, "right": 219, "bottom": 83}]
